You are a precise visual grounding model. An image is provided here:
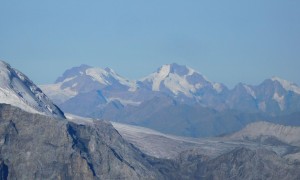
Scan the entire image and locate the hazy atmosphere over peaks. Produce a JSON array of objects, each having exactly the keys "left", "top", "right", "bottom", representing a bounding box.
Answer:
[
  {"left": 1, "top": 1, "right": 300, "bottom": 87},
  {"left": 2, "top": 1, "right": 300, "bottom": 179}
]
